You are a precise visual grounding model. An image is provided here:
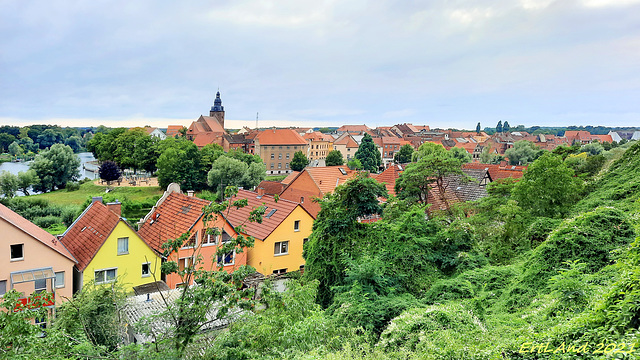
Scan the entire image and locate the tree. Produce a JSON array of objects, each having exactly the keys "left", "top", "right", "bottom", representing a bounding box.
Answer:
[
  {"left": 355, "top": 133, "right": 382, "bottom": 172},
  {"left": 395, "top": 147, "right": 464, "bottom": 211},
  {"left": 290, "top": 151, "right": 309, "bottom": 171},
  {"left": 304, "top": 172, "right": 387, "bottom": 307},
  {"left": 36, "top": 128, "right": 63, "bottom": 149},
  {"left": 99, "top": 160, "right": 122, "bottom": 183},
  {"left": 156, "top": 138, "right": 205, "bottom": 190},
  {"left": 64, "top": 136, "right": 82, "bottom": 153},
  {"left": 581, "top": 142, "right": 604, "bottom": 156},
  {"left": 113, "top": 128, "right": 148, "bottom": 171},
  {"left": 347, "top": 158, "right": 362, "bottom": 170},
  {"left": 504, "top": 140, "right": 540, "bottom": 165},
  {"left": 0, "top": 171, "right": 19, "bottom": 198},
  {"left": 448, "top": 147, "right": 472, "bottom": 163},
  {"left": 393, "top": 144, "right": 414, "bottom": 164},
  {"left": 207, "top": 156, "right": 248, "bottom": 191},
  {"left": 503, "top": 121, "right": 511, "bottom": 132},
  {"left": 18, "top": 137, "right": 37, "bottom": 153},
  {"left": 496, "top": 121, "right": 503, "bottom": 133},
  {"left": 476, "top": 122, "right": 481, "bottom": 134},
  {"left": 17, "top": 170, "right": 39, "bottom": 196},
  {"left": 0, "top": 133, "right": 16, "bottom": 152},
  {"left": 29, "top": 144, "right": 80, "bottom": 192},
  {"left": 513, "top": 152, "right": 583, "bottom": 218},
  {"left": 325, "top": 150, "right": 344, "bottom": 166},
  {"left": 8, "top": 141, "right": 23, "bottom": 157},
  {"left": 132, "top": 134, "right": 160, "bottom": 173}
]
